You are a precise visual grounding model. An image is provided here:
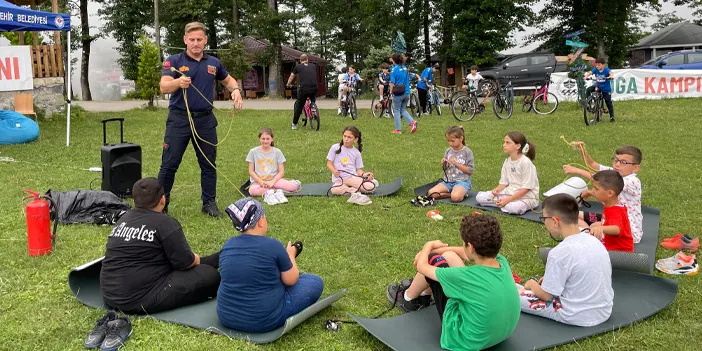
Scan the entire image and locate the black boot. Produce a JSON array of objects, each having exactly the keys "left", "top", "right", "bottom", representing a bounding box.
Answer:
[{"left": 202, "top": 201, "right": 222, "bottom": 218}]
